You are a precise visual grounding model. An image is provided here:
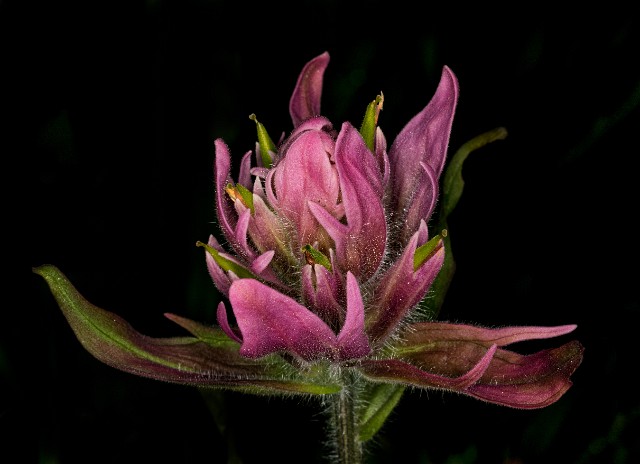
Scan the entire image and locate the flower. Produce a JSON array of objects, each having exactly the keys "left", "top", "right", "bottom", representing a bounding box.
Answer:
[{"left": 34, "top": 52, "right": 583, "bottom": 418}]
